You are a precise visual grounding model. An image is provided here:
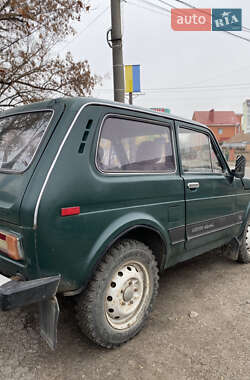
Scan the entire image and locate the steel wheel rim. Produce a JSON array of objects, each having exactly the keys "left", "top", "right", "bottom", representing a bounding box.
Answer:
[{"left": 105, "top": 260, "right": 150, "bottom": 330}]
